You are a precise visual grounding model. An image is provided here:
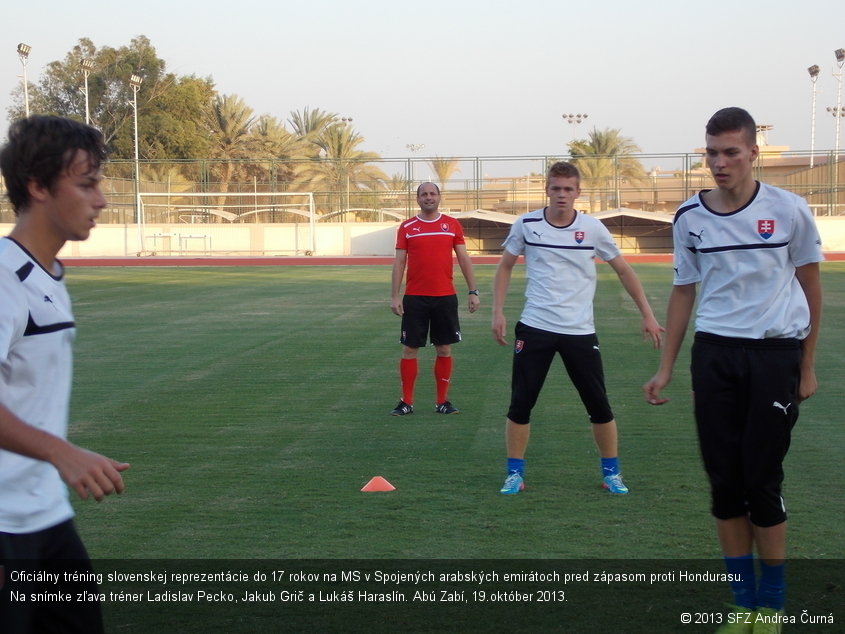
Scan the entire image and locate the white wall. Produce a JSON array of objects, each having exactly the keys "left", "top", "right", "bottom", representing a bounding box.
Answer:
[
  {"left": 0, "top": 222, "right": 402, "bottom": 257},
  {"left": 2, "top": 217, "right": 845, "bottom": 257},
  {"left": 814, "top": 217, "right": 845, "bottom": 252}
]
